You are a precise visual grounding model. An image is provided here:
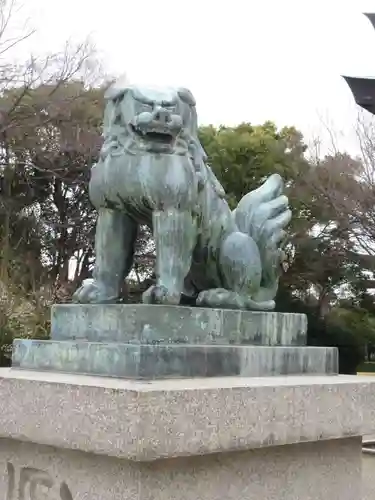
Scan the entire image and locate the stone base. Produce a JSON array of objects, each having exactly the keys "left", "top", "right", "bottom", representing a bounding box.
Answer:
[
  {"left": 363, "top": 453, "right": 375, "bottom": 500},
  {"left": 0, "top": 369, "right": 374, "bottom": 460},
  {"left": 12, "top": 340, "right": 338, "bottom": 378},
  {"left": 0, "top": 370, "right": 374, "bottom": 499},
  {"left": 0, "top": 437, "right": 362, "bottom": 500},
  {"left": 11, "top": 304, "right": 315, "bottom": 379},
  {"left": 50, "top": 304, "right": 307, "bottom": 346}
]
